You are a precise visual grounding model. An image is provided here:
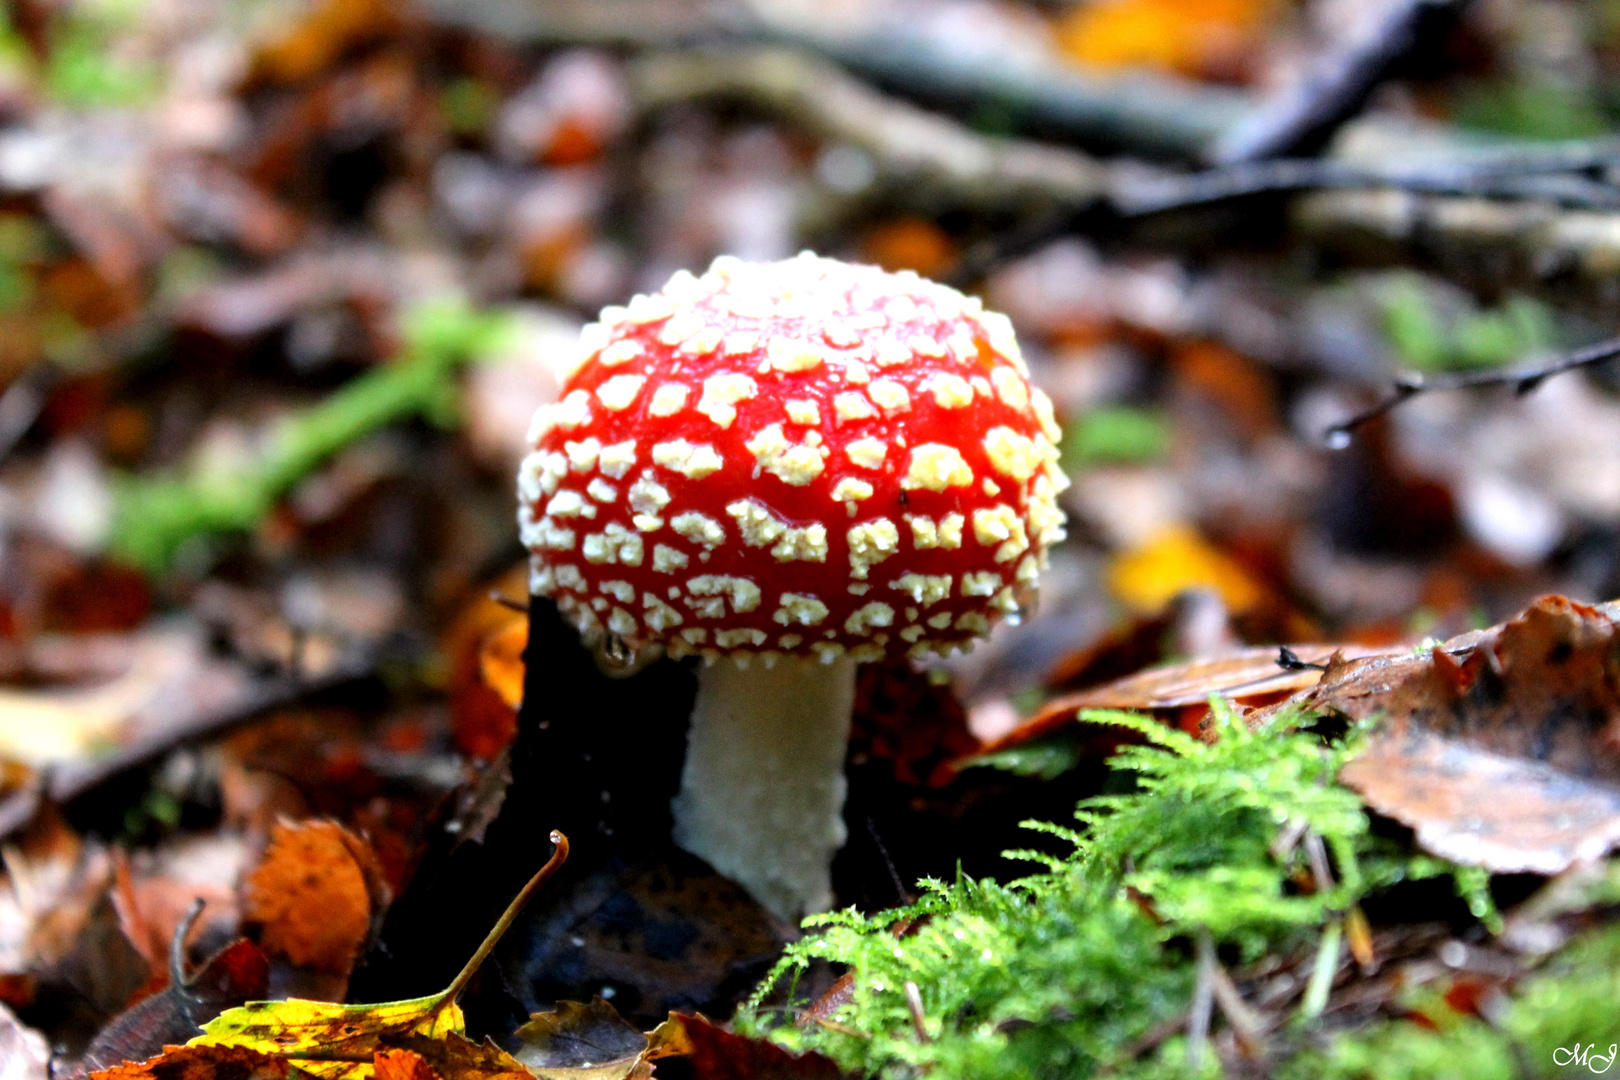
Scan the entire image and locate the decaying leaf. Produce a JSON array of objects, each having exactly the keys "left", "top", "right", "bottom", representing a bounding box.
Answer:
[
  {"left": 975, "top": 643, "right": 1354, "bottom": 756},
  {"left": 89, "top": 1044, "right": 288, "bottom": 1080},
  {"left": 512, "top": 998, "right": 652, "bottom": 1080},
  {"left": 190, "top": 833, "right": 570, "bottom": 1079},
  {"left": 73, "top": 938, "right": 270, "bottom": 1080},
  {"left": 1310, "top": 595, "right": 1620, "bottom": 874},
  {"left": 241, "top": 819, "right": 388, "bottom": 985},
  {"left": 192, "top": 991, "right": 465, "bottom": 1080},
  {"left": 645, "top": 1013, "right": 846, "bottom": 1080}
]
